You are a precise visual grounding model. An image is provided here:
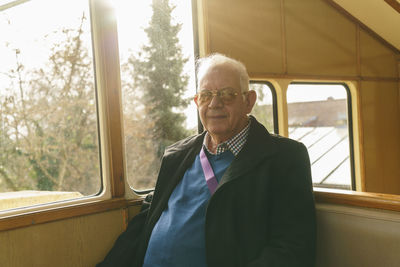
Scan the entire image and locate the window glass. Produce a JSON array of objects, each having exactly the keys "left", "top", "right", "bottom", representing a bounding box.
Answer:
[
  {"left": 287, "top": 83, "right": 352, "bottom": 189},
  {"left": 115, "top": 0, "right": 197, "bottom": 190},
  {"left": 0, "top": 0, "right": 101, "bottom": 210},
  {"left": 250, "top": 82, "right": 276, "bottom": 133}
]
